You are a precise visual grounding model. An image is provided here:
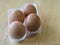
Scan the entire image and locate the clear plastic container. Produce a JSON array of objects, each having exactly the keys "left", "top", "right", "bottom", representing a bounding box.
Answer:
[{"left": 8, "top": 3, "right": 41, "bottom": 42}]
